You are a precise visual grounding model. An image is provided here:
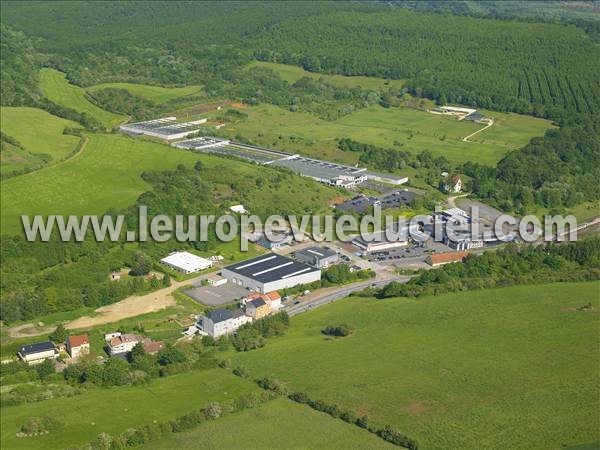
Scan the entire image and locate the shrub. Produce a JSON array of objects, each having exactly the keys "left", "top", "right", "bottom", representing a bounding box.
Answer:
[
  {"left": 232, "top": 365, "right": 249, "bottom": 378},
  {"left": 322, "top": 323, "right": 355, "bottom": 337},
  {"left": 203, "top": 402, "right": 223, "bottom": 420},
  {"left": 289, "top": 391, "right": 310, "bottom": 404},
  {"left": 377, "top": 425, "right": 419, "bottom": 450}
]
